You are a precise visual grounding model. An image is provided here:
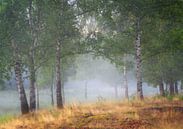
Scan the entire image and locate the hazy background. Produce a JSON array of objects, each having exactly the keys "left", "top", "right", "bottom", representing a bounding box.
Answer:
[{"left": 0, "top": 54, "right": 158, "bottom": 115}]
